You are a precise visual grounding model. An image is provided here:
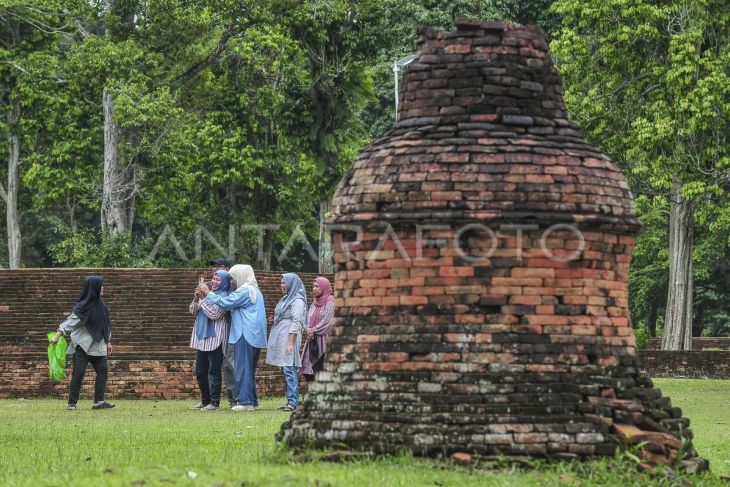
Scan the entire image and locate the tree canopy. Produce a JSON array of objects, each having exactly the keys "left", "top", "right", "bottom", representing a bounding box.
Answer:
[{"left": 0, "top": 0, "right": 728, "bottom": 340}]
